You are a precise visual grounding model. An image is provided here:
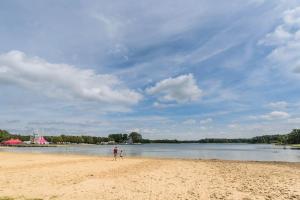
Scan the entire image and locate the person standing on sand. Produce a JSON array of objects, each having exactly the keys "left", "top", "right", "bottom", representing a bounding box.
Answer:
[
  {"left": 120, "top": 150, "right": 124, "bottom": 159},
  {"left": 113, "top": 146, "right": 118, "bottom": 160}
]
